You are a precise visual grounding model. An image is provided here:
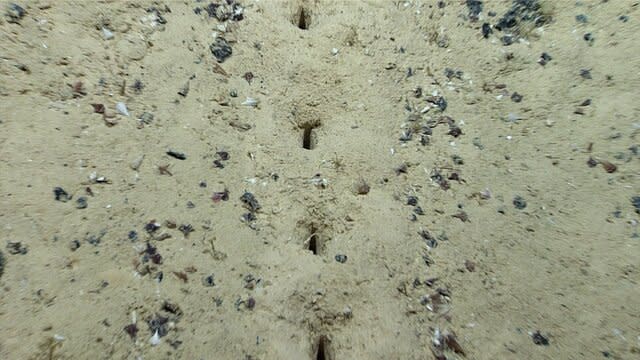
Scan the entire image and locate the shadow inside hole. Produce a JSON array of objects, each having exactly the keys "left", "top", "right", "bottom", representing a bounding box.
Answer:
[
  {"left": 315, "top": 336, "right": 330, "bottom": 360},
  {"left": 296, "top": 6, "right": 310, "bottom": 30},
  {"left": 302, "top": 125, "right": 314, "bottom": 150},
  {"left": 307, "top": 225, "right": 320, "bottom": 254}
]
